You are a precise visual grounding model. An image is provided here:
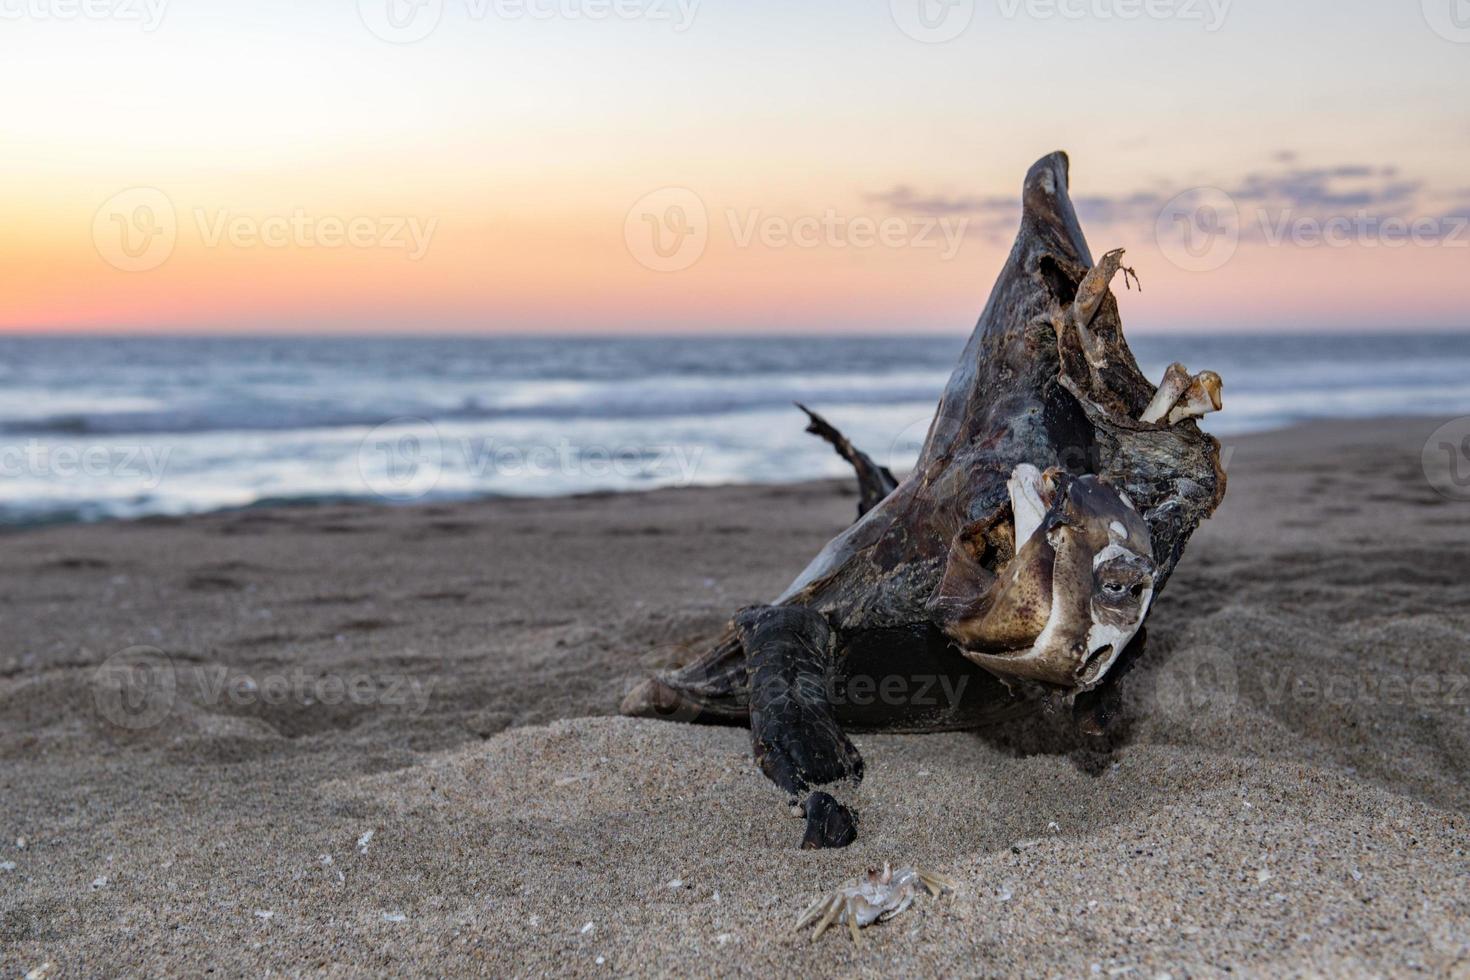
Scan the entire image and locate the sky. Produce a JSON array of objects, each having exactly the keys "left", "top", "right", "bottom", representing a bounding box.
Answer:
[{"left": 2, "top": 0, "right": 1468, "bottom": 335}]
